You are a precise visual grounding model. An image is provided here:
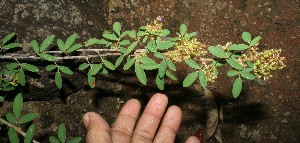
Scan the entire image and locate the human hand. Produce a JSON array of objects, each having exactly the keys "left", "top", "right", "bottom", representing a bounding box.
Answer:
[{"left": 82, "top": 93, "right": 200, "bottom": 143}]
